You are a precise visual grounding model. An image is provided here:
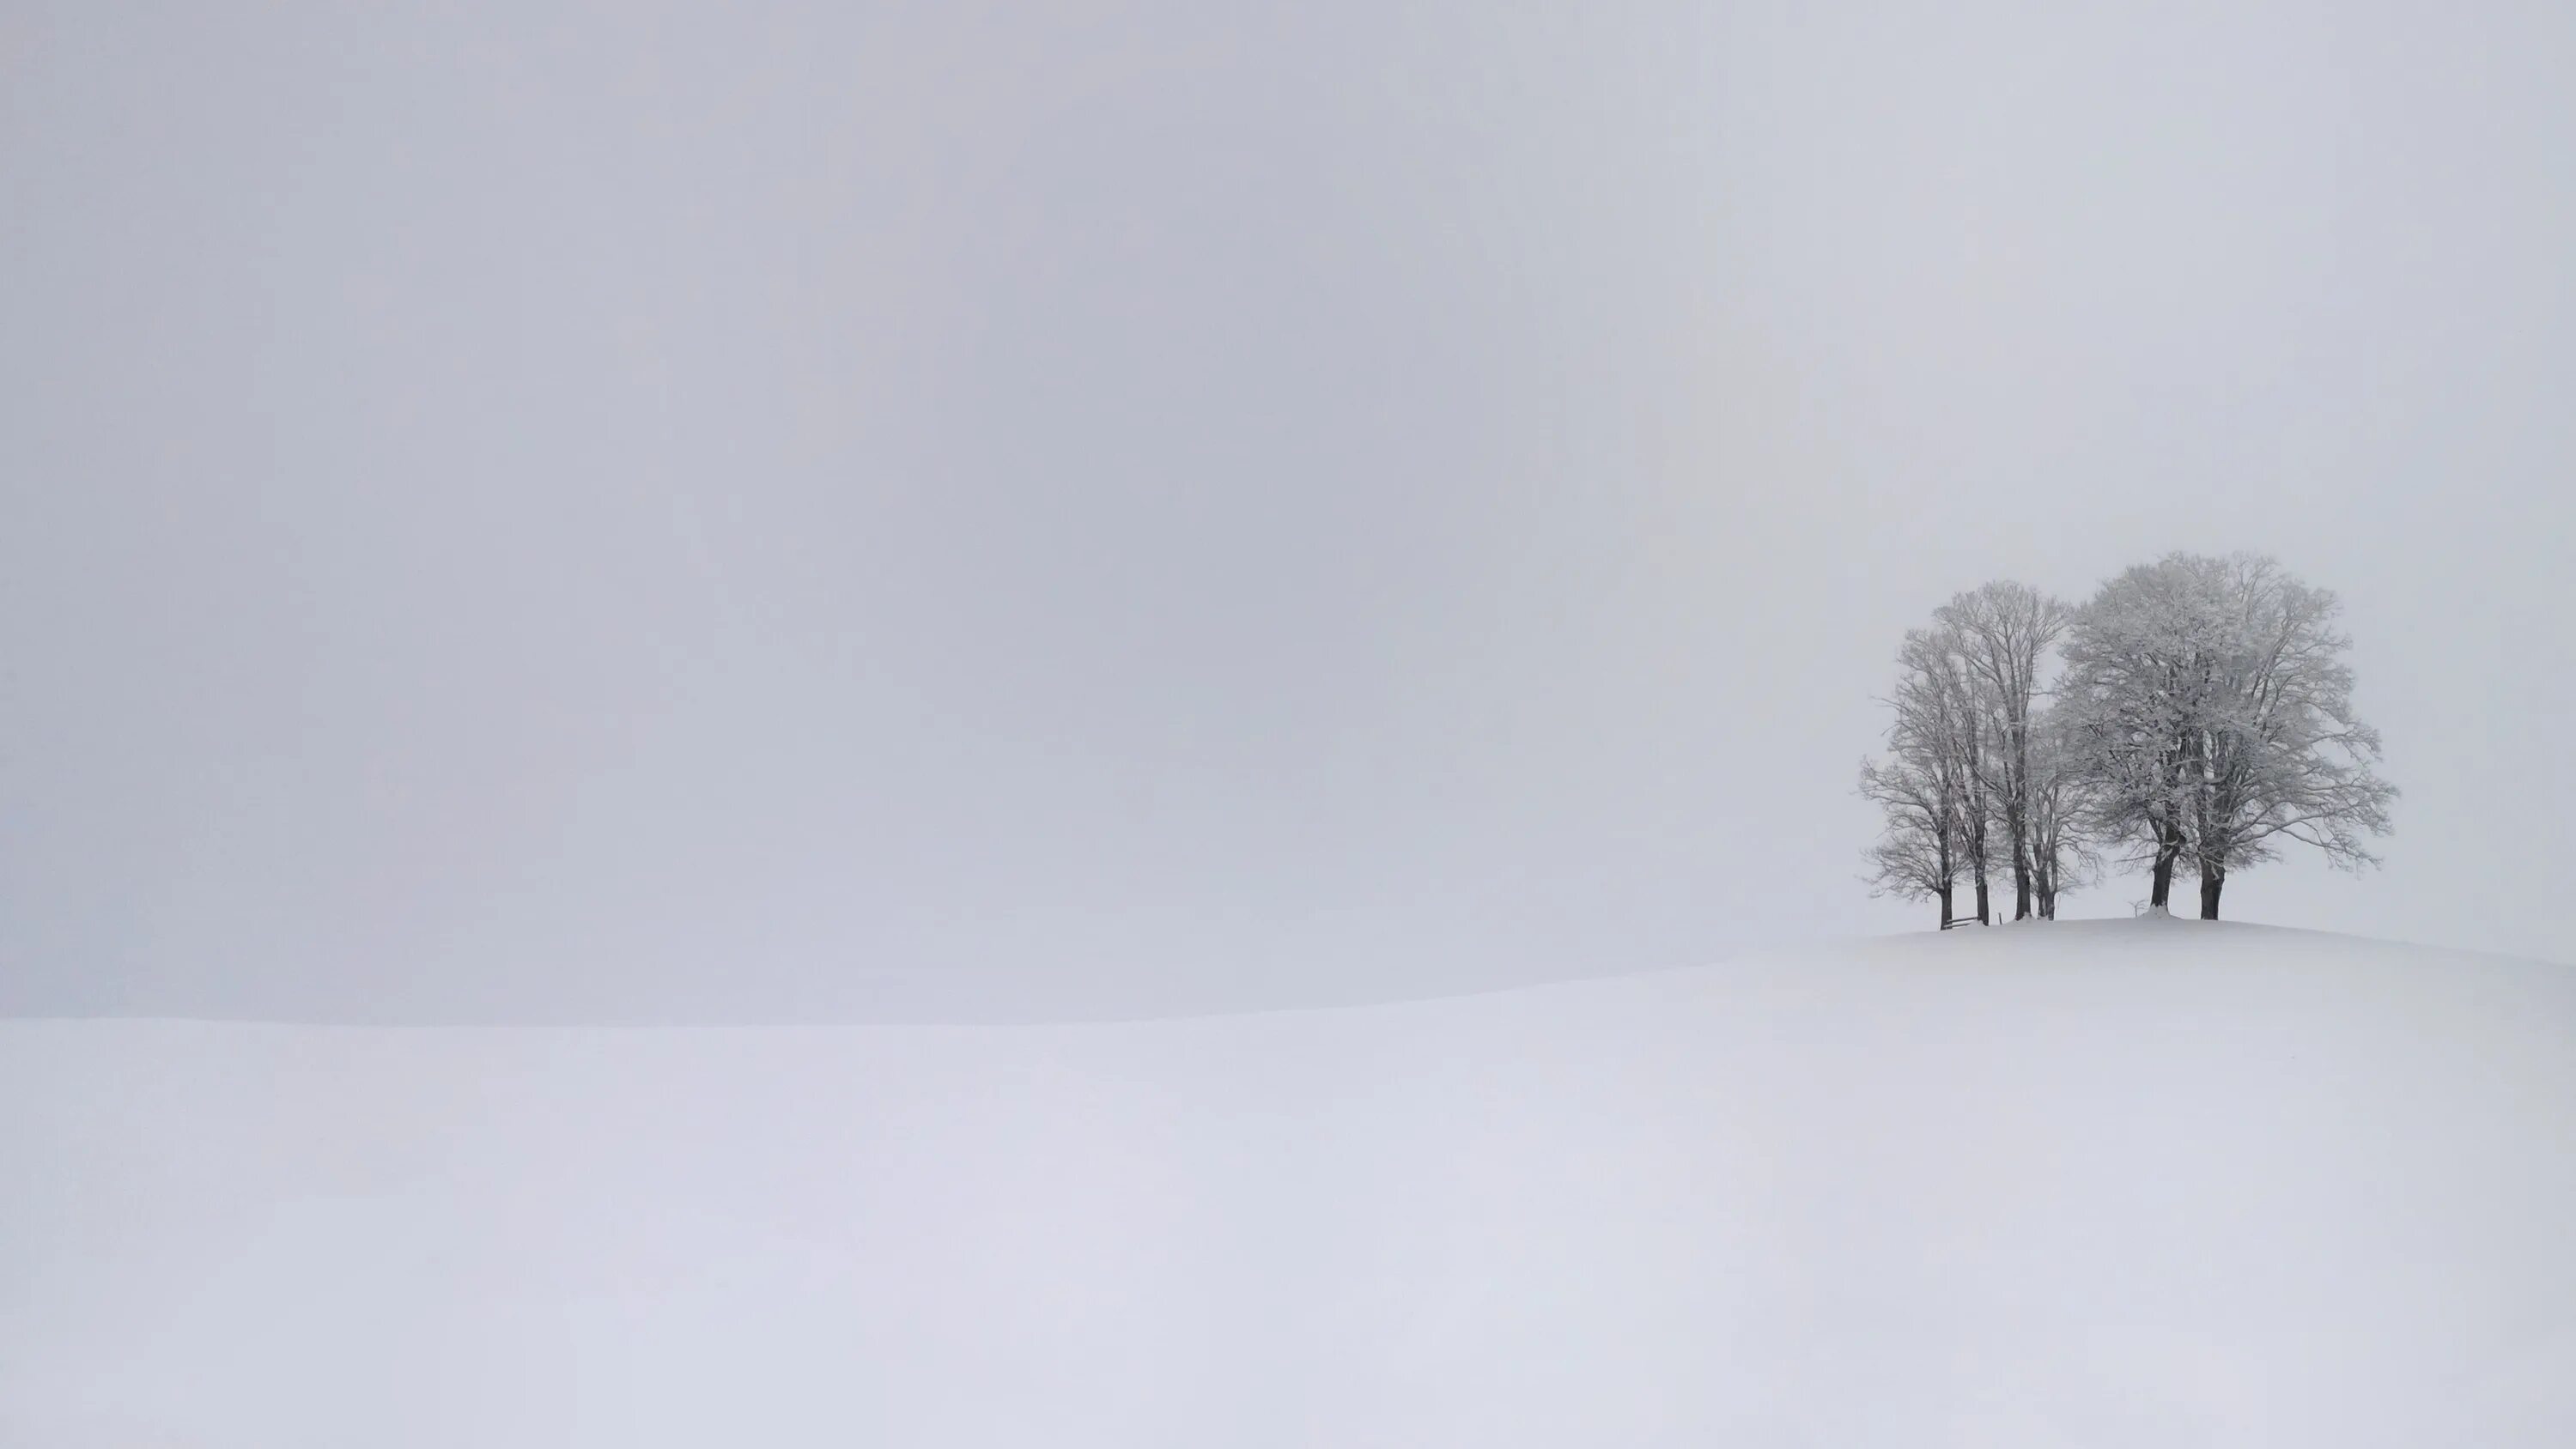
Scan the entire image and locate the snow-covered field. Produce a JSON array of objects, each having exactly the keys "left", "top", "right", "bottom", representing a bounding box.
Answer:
[{"left": 5, "top": 919, "right": 2573, "bottom": 1446}]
